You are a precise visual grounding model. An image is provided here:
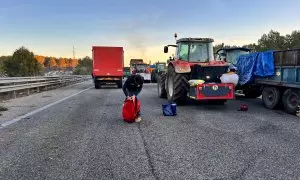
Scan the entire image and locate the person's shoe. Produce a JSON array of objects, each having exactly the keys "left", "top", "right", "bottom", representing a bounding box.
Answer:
[{"left": 135, "top": 116, "right": 142, "bottom": 122}]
